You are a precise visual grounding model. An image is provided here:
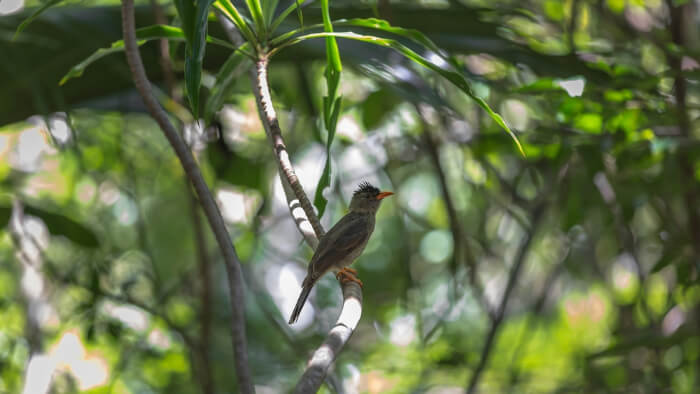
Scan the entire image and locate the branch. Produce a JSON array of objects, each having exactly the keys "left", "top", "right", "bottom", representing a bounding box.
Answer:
[
  {"left": 120, "top": 1, "right": 254, "bottom": 393},
  {"left": 247, "top": 44, "right": 361, "bottom": 393},
  {"left": 254, "top": 55, "right": 325, "bottom": 240},
  {"left": 466, "top": 204, "right": 545, "bottom": 394},
  {"left": 666, "top": 0, "right": 700, "bottom": 261},
  {"left": 293, "top": 283, "right": 362, "bottom": 394}
]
